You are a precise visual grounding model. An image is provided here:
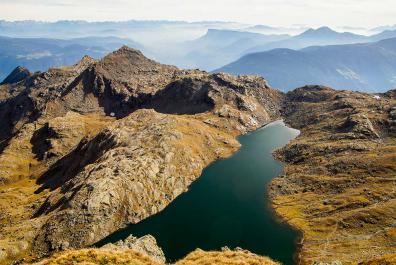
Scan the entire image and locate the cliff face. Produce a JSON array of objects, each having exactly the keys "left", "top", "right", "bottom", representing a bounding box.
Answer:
[
  {"left": 270, "top": 86, "right": 396, "bottom": 264},
  {"left": 0, "top": 47, "right": 282, "bottom": 263}
]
